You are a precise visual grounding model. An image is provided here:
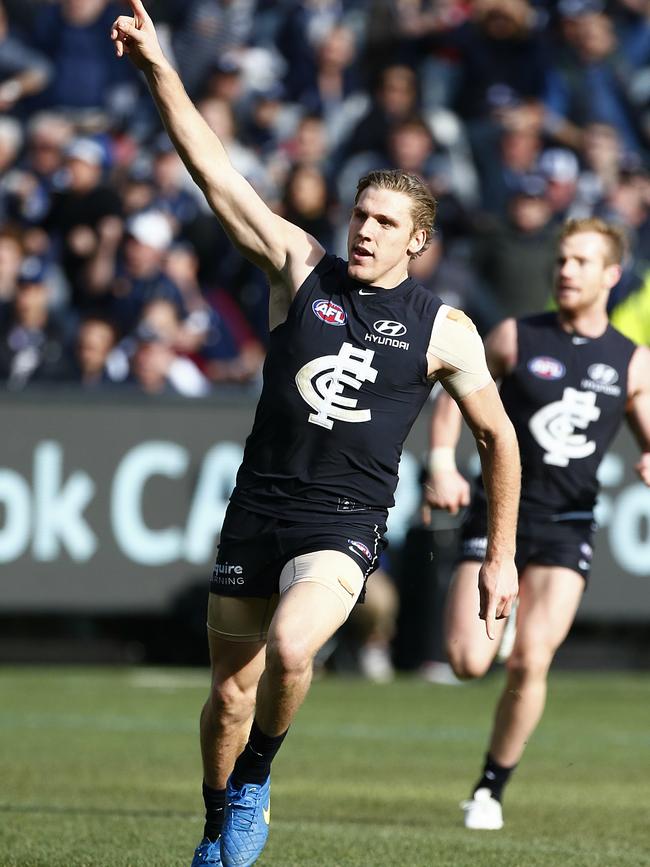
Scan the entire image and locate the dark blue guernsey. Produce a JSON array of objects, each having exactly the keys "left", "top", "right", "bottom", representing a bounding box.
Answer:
[
  {"left": 476, "top": 312, "right": 635, "bottom": 518},
  {"left": 232, "top": 254, "right": 442, "bottom": 522}
]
